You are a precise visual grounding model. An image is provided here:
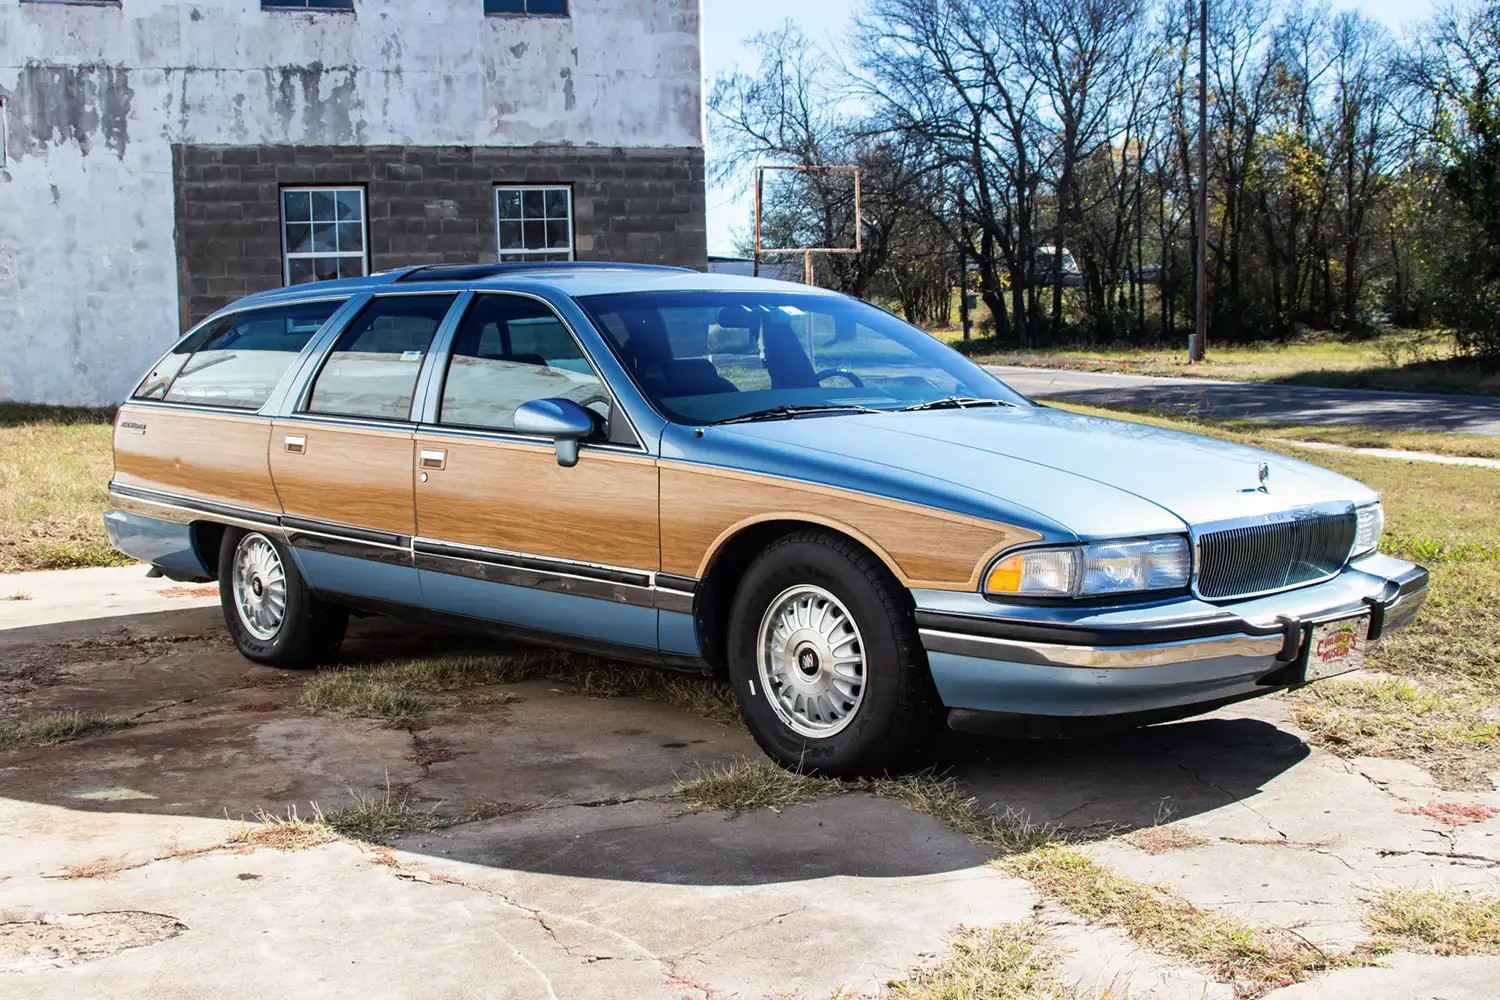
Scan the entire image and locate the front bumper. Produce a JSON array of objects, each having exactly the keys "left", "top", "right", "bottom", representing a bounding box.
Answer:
[{"left": 914, "top": 552, "right": 1427, "bottom": 727}]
